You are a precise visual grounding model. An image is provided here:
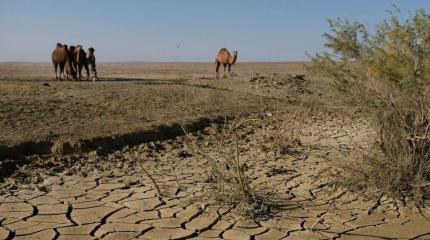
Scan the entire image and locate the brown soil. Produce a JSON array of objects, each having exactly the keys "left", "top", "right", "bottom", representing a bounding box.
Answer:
[
  {"left": 0, "top": 62, "right": 307, "bottom": 158},
  {"left": 1, "top": 62, "right": 428, "bottom": 239}
]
